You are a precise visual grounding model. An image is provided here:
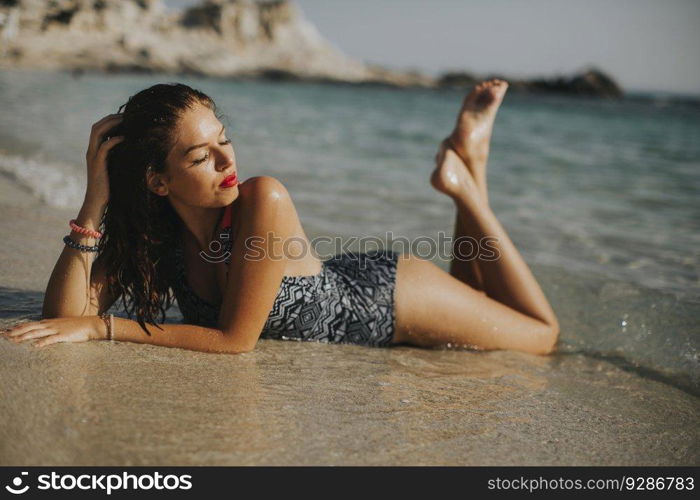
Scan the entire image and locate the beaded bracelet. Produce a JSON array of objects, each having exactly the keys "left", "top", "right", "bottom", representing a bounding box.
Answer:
[
  {"left": 69, "top": 219, "right": 103, "bottom": 239},
  {"left": 99, "top": 312, "right": 114, "bottom": 341},
  {"left": 63, "top": 235, "right": 99, "bottom": 252}
]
